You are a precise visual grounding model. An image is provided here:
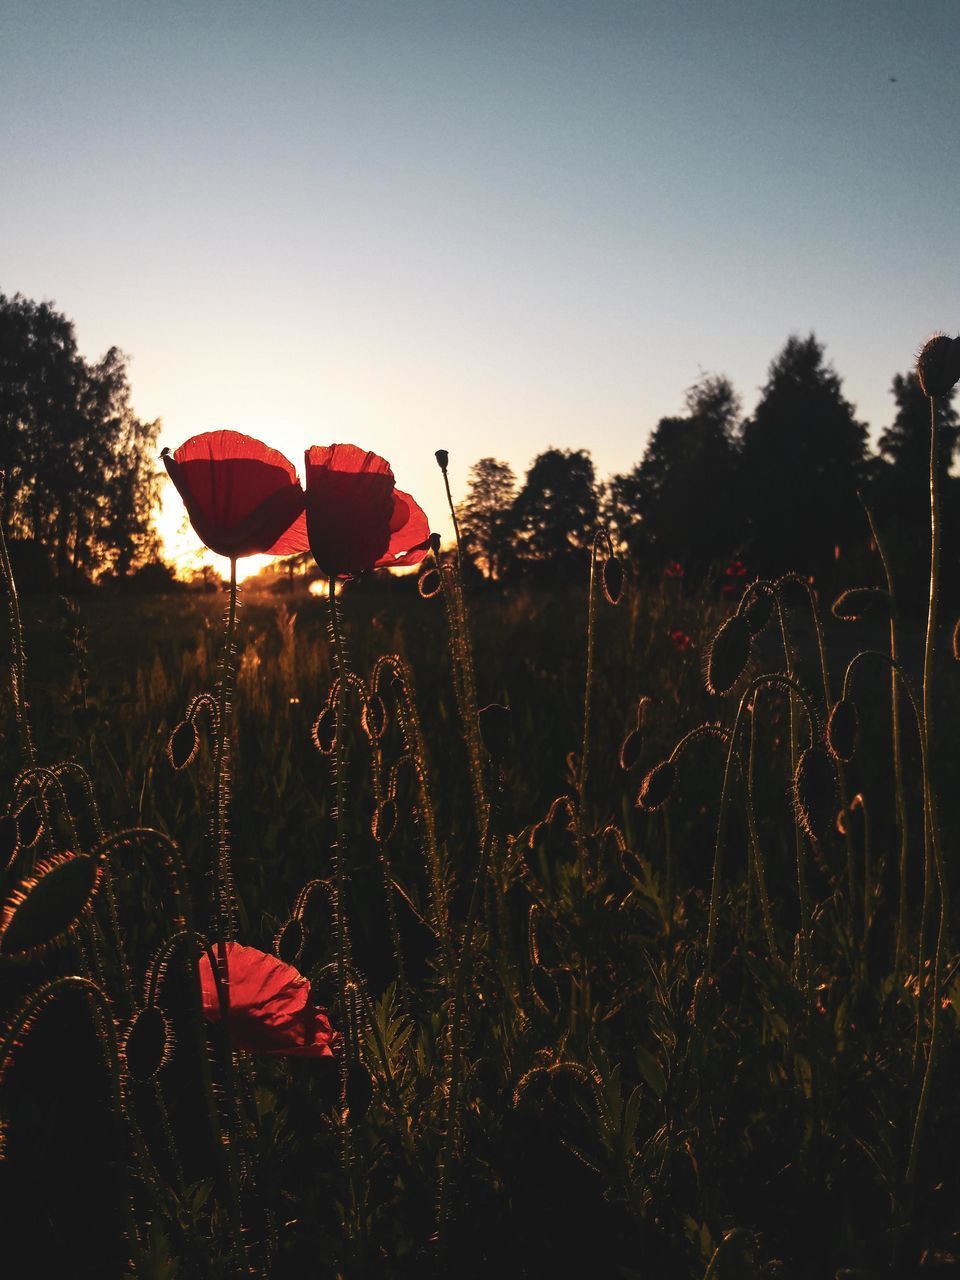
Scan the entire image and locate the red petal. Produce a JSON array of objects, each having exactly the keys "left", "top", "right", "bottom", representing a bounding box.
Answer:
[
  {"left": 164, "top": 430, "right": 306, "bottom": 558},
  {"left": 304, "top": 443, "right": 396, "bottom": 575},
  {"left": 375, "top": 490, "right": 431, "bottom": 568}
]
